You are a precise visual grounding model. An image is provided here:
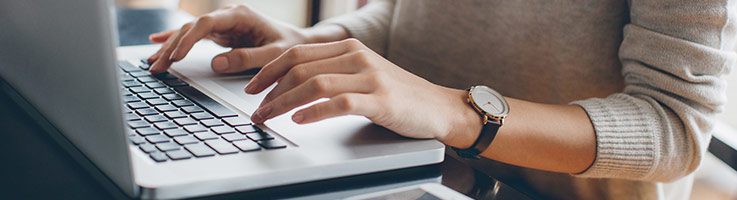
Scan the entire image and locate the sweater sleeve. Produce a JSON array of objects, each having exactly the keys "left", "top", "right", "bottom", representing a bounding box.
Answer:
[
  {"left": 315, "top": 0, "right": 396, "bottom": 55},
  {"left": 571, "top": 0, "right": 736, "bottom": 181}
]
